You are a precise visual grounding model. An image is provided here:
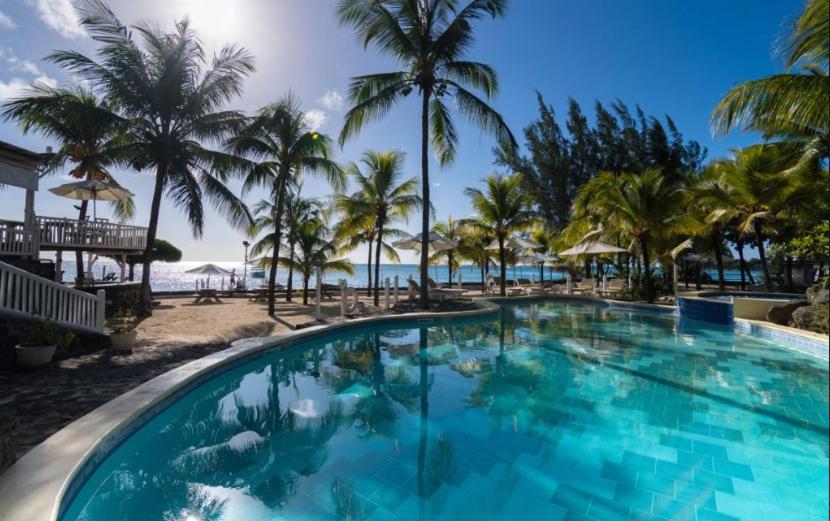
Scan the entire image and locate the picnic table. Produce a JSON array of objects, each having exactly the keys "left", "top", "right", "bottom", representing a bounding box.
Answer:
[{"left": 194, "top": 288, "right": 222, "bottom": 303}]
